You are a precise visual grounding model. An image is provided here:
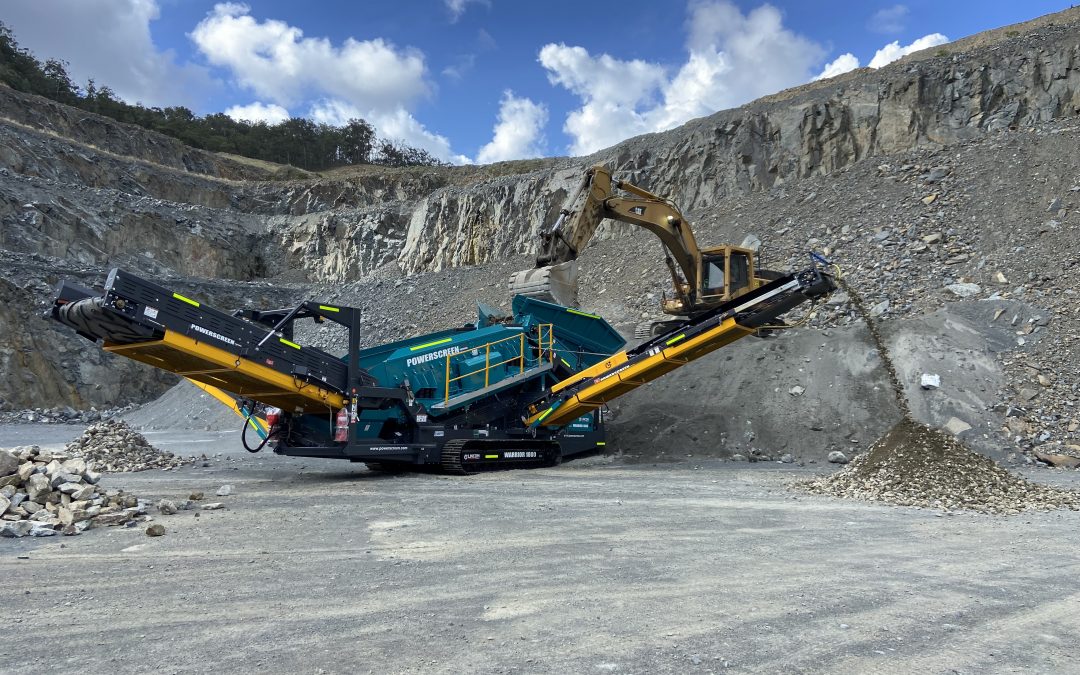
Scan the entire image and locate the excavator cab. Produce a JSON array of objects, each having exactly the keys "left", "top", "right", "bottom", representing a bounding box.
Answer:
[
  {"left": 703, "top": 253, "right": 726, "bottom": 297},
  {"left": 700, "top": 246, "right": 755, "bottom": 304}
]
